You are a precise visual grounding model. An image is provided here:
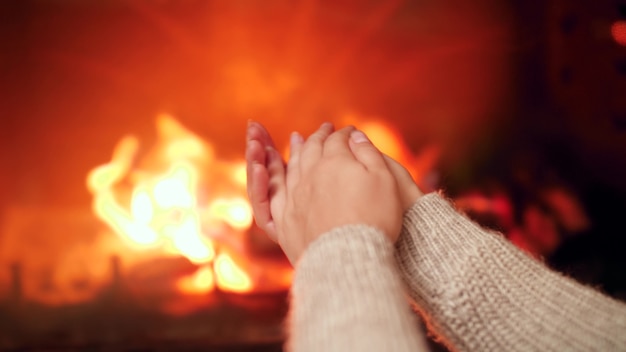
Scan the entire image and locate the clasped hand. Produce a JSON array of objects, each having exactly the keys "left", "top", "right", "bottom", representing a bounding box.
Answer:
[{"left": 246, "top": 122, "right": 422, "bottom": 264}]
